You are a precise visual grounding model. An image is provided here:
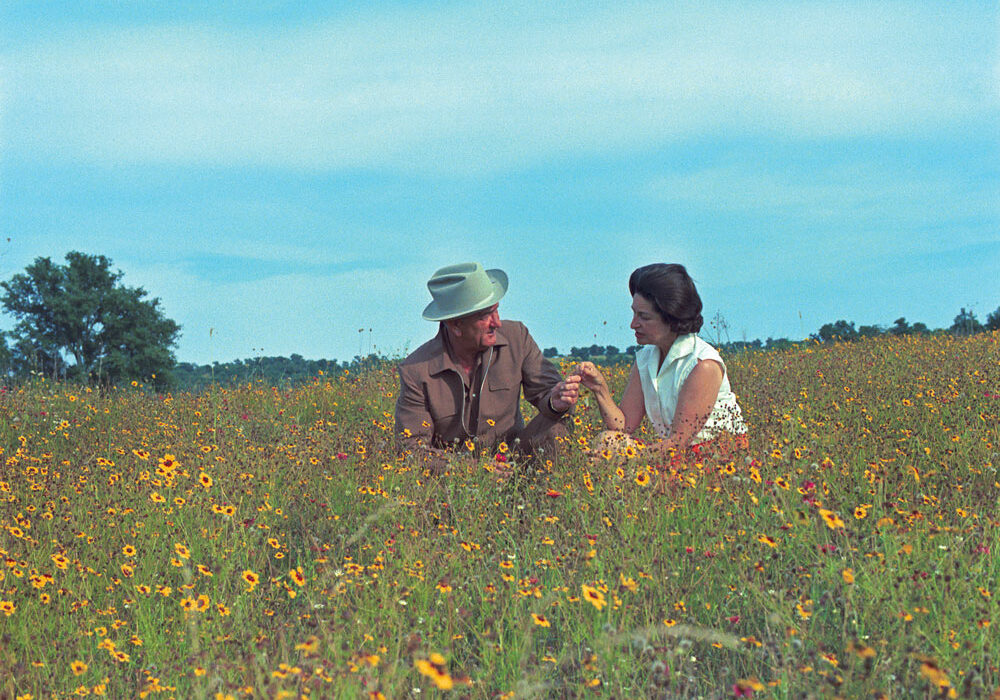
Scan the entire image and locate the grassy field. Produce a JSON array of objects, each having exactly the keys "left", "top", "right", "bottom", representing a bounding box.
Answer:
[{"left": 1, "top": 332, "right": 998, "bottom": 699}]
